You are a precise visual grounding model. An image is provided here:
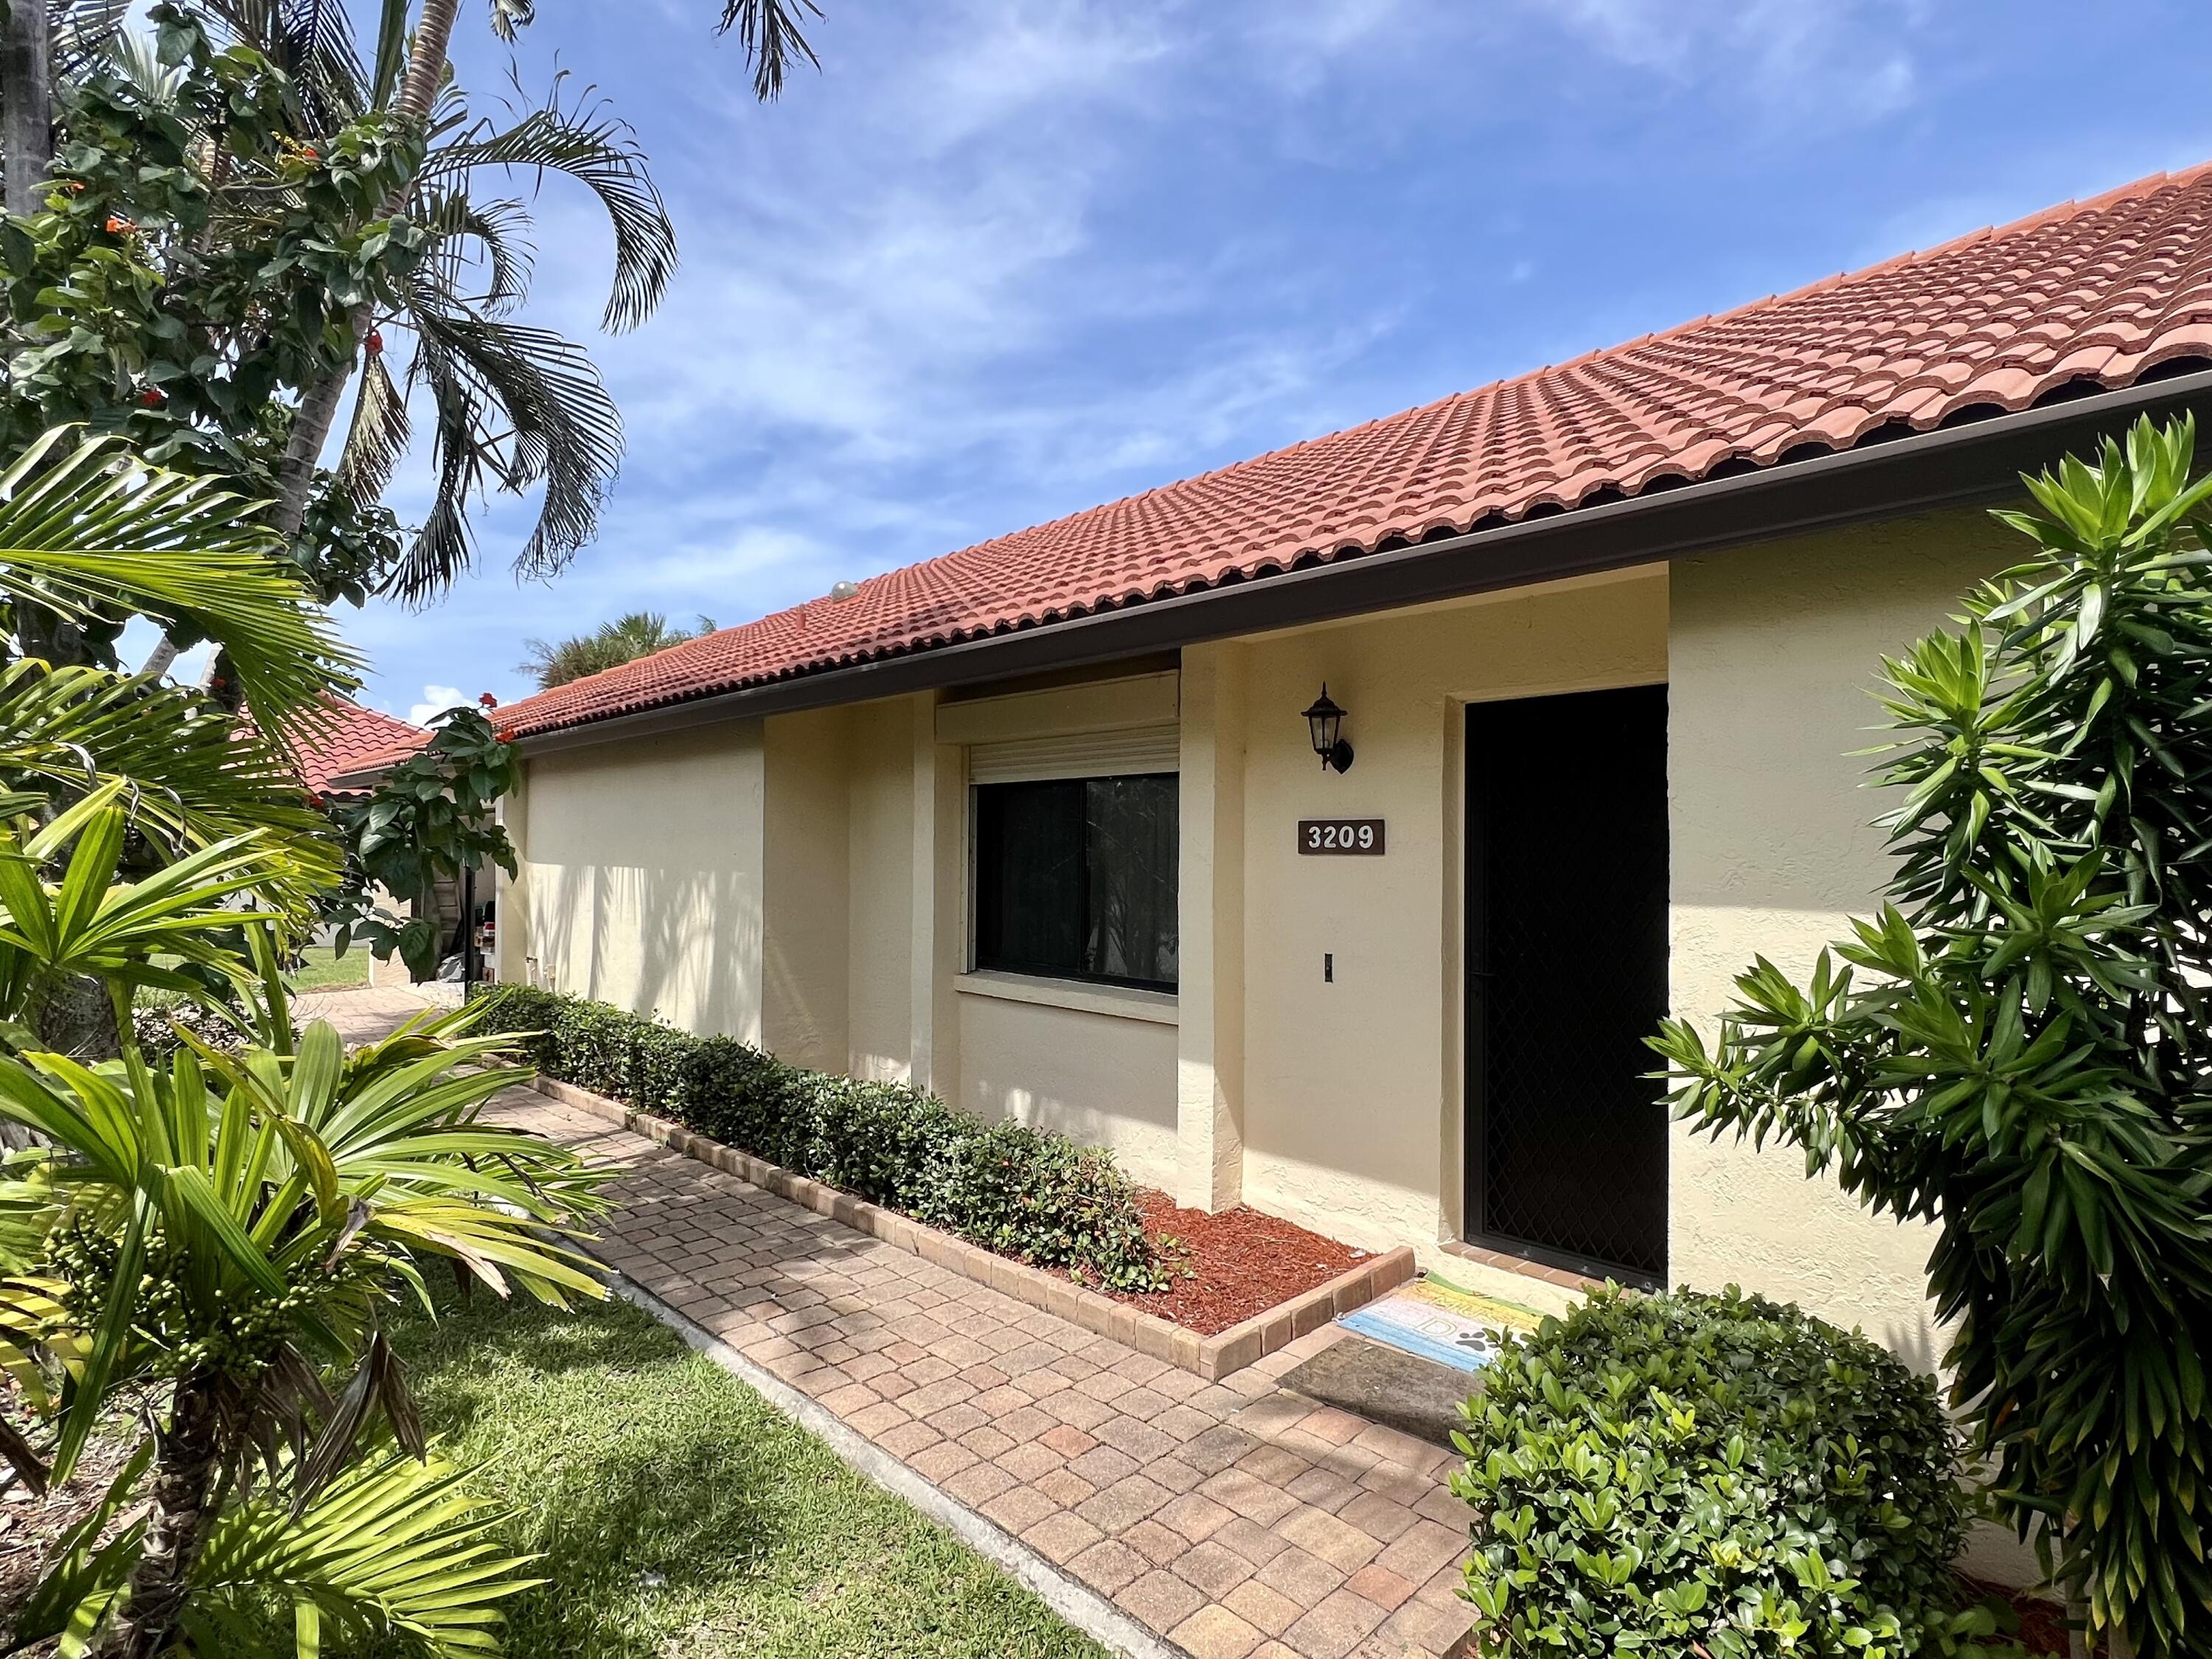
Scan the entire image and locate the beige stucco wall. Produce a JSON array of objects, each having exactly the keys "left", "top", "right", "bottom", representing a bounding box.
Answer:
[
  {"left": 509, "top": 720, "right": 765, "bottom": 1040},
  {"left": 762, "top": 707, "right": 852, "bottom": 1073},
  {"left": 956, "top": 988, "right": 1182, "bottom": 1190},
  {"left": 846, "top": 698, "right": 917, "bottom": 1082},
  {"left": 1237, "top": 568, "right": 1671, "bottom": 1267},
  {"left": 1668, "top": 506, "right": 2016, "bottom": 1366}
]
